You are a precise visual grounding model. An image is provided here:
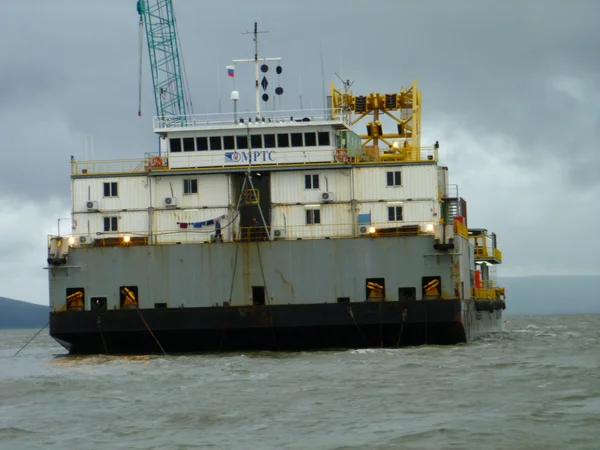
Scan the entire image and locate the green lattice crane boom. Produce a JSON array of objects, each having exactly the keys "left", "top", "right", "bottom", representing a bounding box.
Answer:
[{"left": 137, "top": 0, "right": 190, "bottom": 118}]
